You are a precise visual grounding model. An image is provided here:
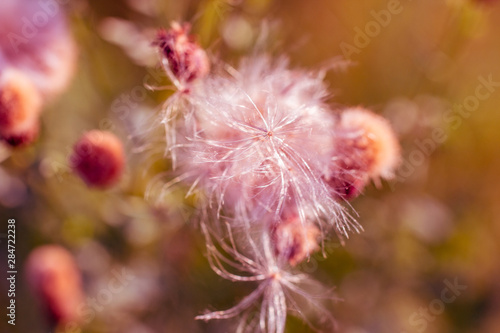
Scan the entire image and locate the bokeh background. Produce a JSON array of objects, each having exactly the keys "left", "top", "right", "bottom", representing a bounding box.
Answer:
[{"left": 1, "top": 0, "right": 500, "bottom": 332}]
